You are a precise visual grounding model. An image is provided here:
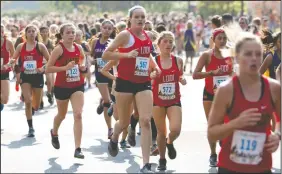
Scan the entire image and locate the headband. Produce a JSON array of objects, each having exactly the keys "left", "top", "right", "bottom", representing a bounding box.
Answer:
[{"left": 212, "top": 29, "right": 225, "bottom": 41}]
